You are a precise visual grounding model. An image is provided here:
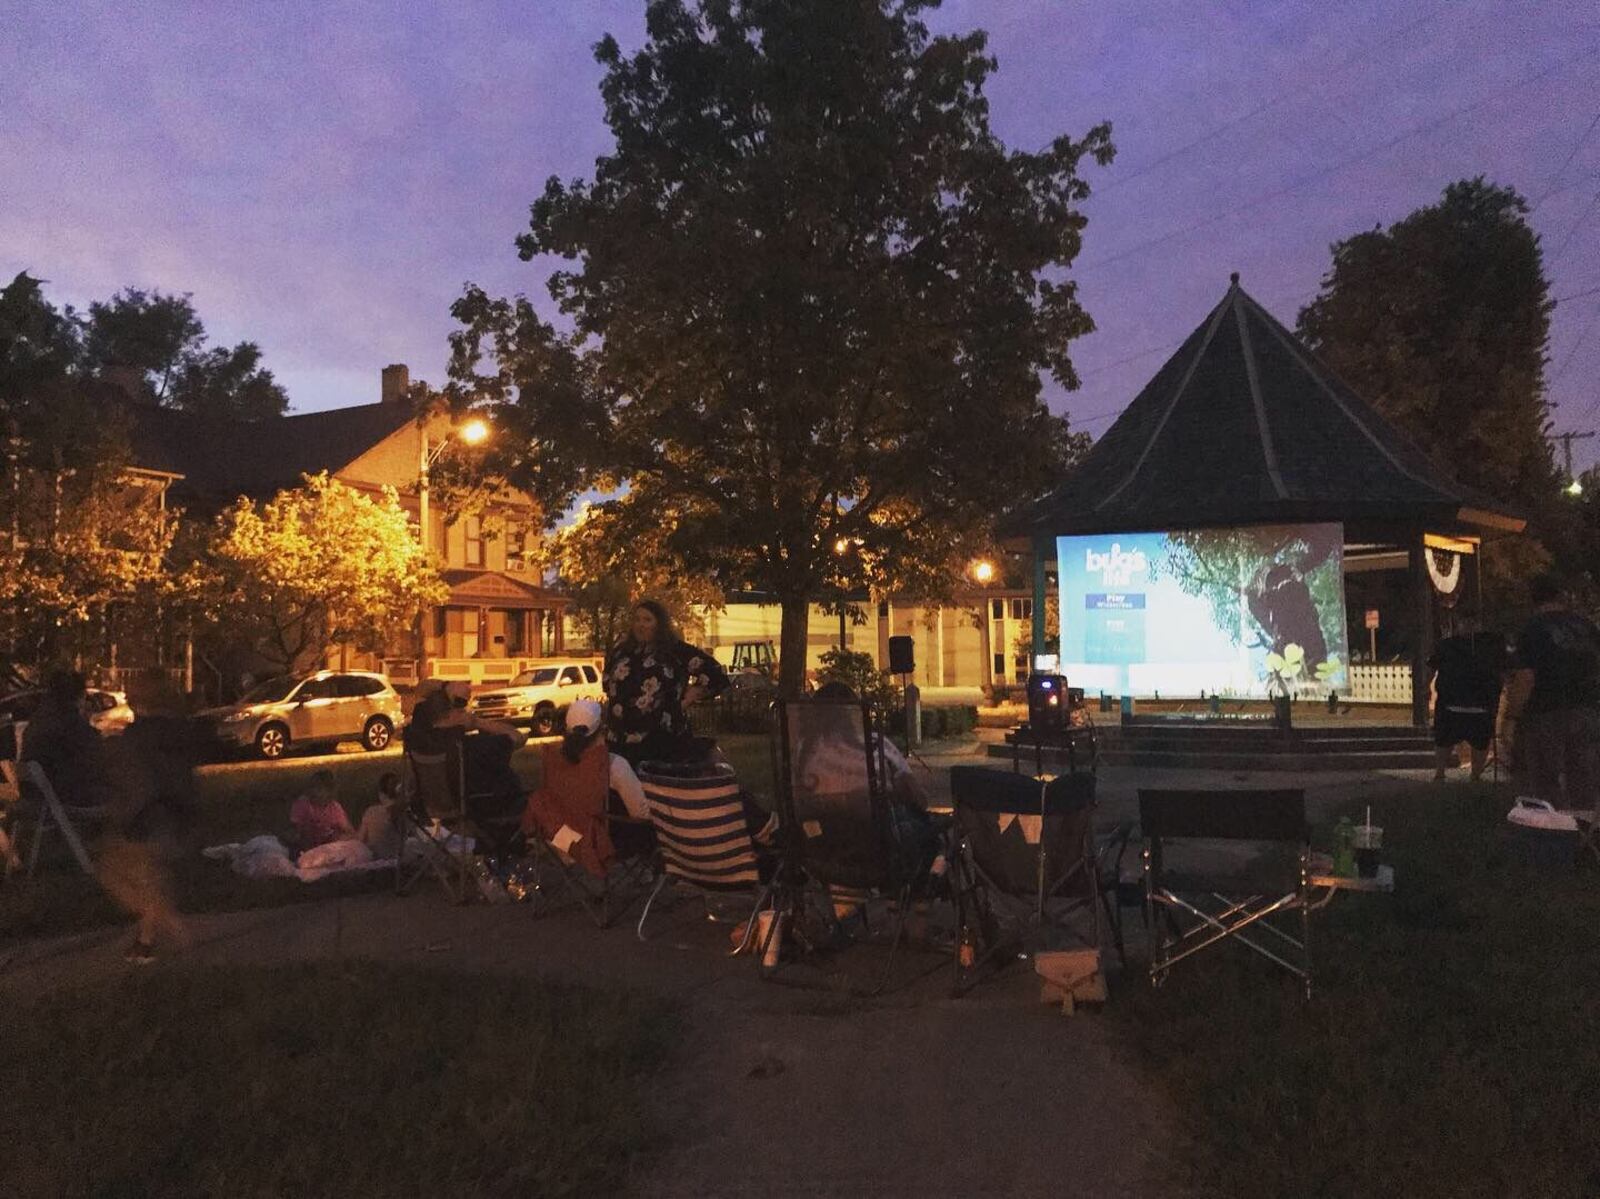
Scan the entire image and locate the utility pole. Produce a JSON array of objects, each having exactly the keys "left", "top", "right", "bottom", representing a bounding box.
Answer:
[{"left": 1553, "top": 429, "right": 1595, "bottom": 490}]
